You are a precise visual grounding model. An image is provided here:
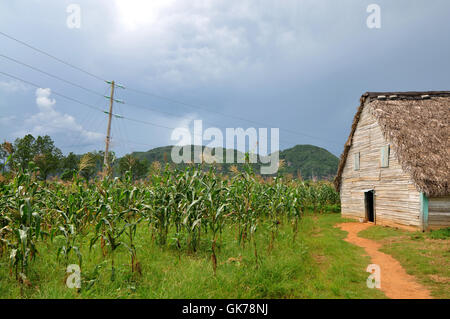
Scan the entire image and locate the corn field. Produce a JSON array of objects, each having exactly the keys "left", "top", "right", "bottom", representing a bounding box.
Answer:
[{"left": 0, "top": 161, "right": 339, "bottom": 291}]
